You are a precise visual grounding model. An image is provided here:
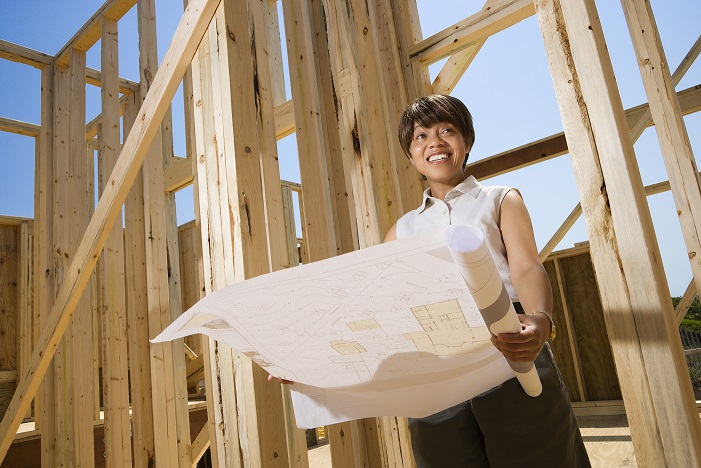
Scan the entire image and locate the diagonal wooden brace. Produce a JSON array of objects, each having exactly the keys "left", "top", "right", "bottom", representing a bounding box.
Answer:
[{"left": 0, "top": 0, "right": 220, "bottom": 461}]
